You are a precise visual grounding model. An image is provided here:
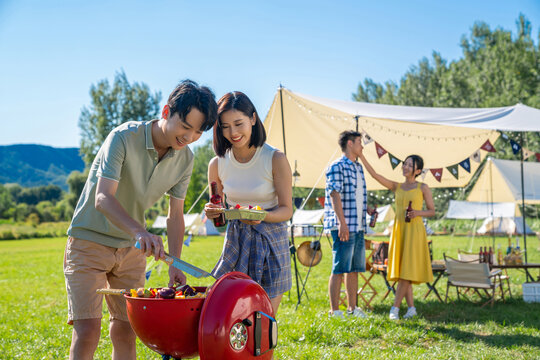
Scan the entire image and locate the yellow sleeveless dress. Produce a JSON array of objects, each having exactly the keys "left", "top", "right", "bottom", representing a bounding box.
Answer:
[{"left": 387, "top": 183, "right": 433, "bottom": 284}]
